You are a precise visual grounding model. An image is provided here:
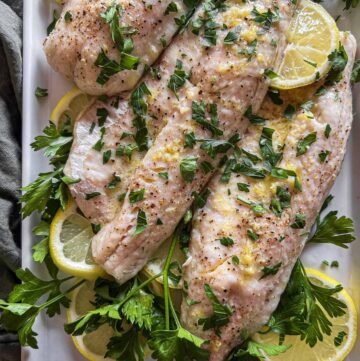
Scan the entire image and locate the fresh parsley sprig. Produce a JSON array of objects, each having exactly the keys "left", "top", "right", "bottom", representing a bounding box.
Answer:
[
  {"left": 267, "top": 260, "right": 347, "bottom": 347},
  {"left": 308, "top": 211, "right": 355, "bottom": 248},
  {"left": 0, "top": 266, "right": 81, "bottom": 348}
]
